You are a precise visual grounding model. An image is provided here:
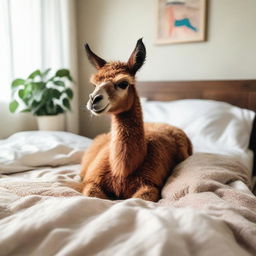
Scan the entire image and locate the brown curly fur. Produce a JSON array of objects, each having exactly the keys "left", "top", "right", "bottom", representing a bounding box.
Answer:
[{"left": 80, "top": 40, "right": 192, "bottom": 202}]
